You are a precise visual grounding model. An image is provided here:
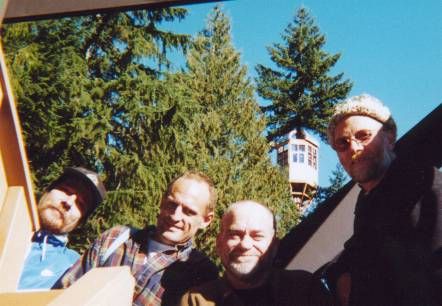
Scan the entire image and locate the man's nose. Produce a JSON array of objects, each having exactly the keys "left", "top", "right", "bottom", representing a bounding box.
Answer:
[
  {"left": 239, "top": 235, "right": 253, "bottom": 250},
  {"left": 348, "top": 138, "right": 364, "bottom": 153},
  {"left": 61, "top": 194, "right": 77, "bottom": 210},
  {"left": 170, "top": 205, "right": 183, "bottom": 221}
]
